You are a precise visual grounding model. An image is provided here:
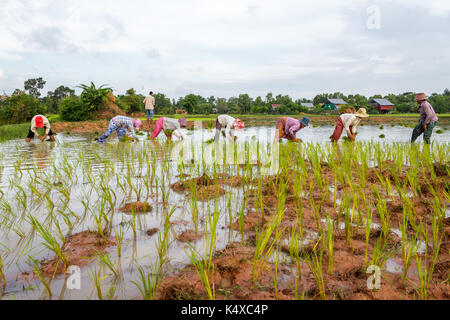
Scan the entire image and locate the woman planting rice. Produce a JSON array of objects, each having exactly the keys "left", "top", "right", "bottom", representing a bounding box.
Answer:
[
  {"left": 273, "top": 116, "right": 309, "bottom": 143},
  {"left": 150, "top": 117, "right": 187, "bottom": 141},
  {"left": 97, "top": 115, "right": 142, "bottom": 143},
  {"left": 411, "top": 93, "right": 438, "bottom": 145},
  {"left": 214, "top": 115, "right": 245, "bottom": 141},
  {"left": 331, "top": 108, "right": 369, "bottom": 142}
]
